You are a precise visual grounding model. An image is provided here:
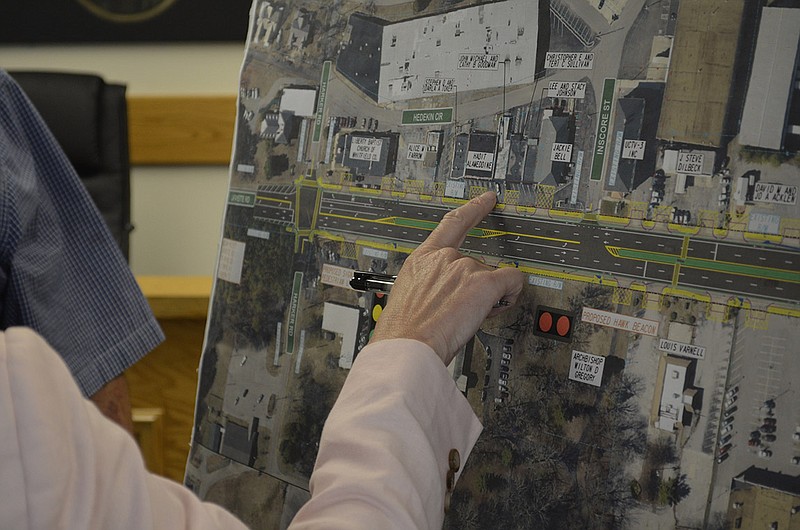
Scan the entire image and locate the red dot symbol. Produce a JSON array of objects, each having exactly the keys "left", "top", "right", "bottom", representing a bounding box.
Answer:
[
  {"left": 556, "top": 315, "right": 571, "bottom": 337},
  {"left": 538, "top": 311, "right": 553, "bottom": 333}
]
